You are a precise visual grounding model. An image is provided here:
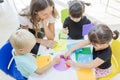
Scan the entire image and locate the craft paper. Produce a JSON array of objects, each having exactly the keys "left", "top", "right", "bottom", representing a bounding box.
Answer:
[
  {"left": 36, "top": 56, "right": 51, "bottom": 68},
  {"left": 76, "top": 69, "right": 96, "bottom": 80},
  {"left": 82, "top": 24, "right": 94, "bottom": 36},
  {"left": 77, "top": 54, "right": 93, "bottom": 64},
  {"left": 54, "top": 55, "right": 70, "bottom": 71},
  {"left": 75, "top": 47, "right": 92, "bottom": 62},
  {"left": 54, "top": 40, "right": 67, "bottom": 52}
]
